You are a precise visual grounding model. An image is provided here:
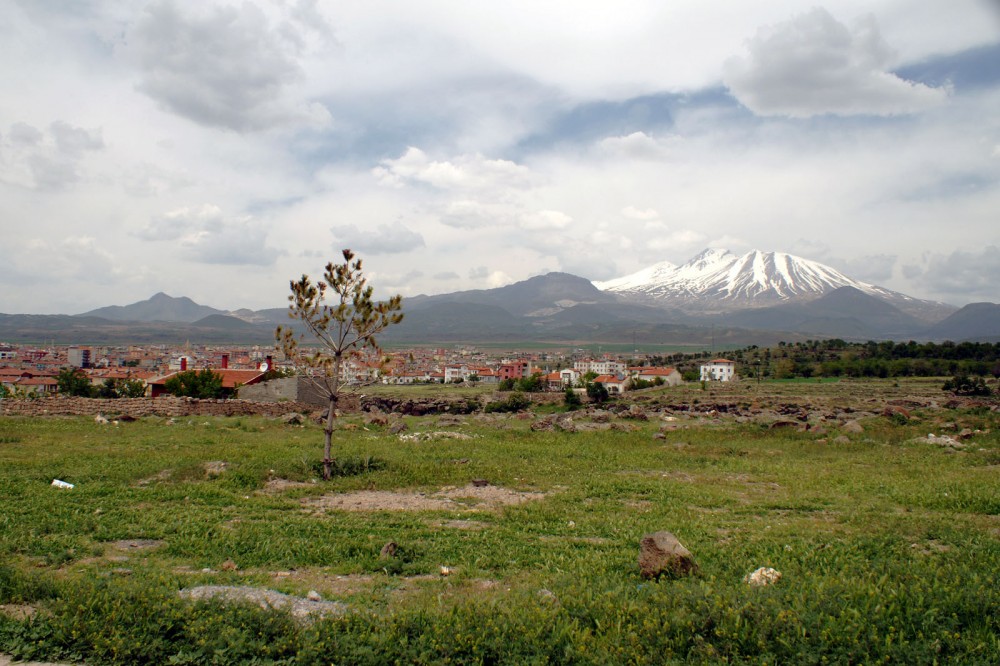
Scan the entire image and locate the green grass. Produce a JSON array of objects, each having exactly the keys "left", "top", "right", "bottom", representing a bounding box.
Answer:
[{"left": 0, "top": 399, "right": 998, "bottom": 664}]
